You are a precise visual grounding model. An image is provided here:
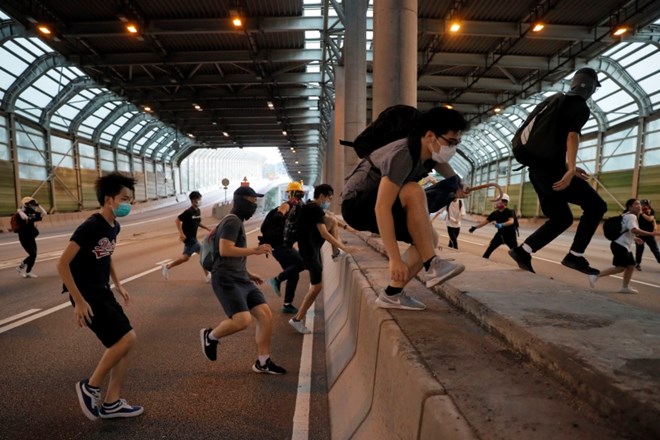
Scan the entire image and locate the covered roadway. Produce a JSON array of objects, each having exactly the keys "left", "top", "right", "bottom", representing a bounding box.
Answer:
[{"left": 1, "top": 1, "right": 660, "bottom": 439}]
